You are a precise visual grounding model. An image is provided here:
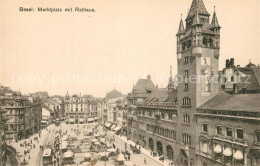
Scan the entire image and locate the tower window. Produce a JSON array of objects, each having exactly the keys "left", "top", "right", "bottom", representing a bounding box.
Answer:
[
  {"left": 182, "top": 42, "right": 186, "bottom": 51},
  {"left": 184, "top": 83, "right": 189, "bottom": 90},
  {"left": 183, "top": 114, "right": 190, "bottom": 123},
  {"left": 203, "top": 37, "right": 208, "bottom": 47},
  {"left": 187, "top": 40, "right": 192, "bottom": 48},
  {"left": 209, "top": 38, "right": 213, "bottom": 47},
  {"left": 184, "top": 57, "right": 189, "bottom": 63},
  {"left": 184, "top": 70, "right": 189, "bottom": 76},
  {"left": 182, "top": 97, "right": 191, "bottom": 106}
]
